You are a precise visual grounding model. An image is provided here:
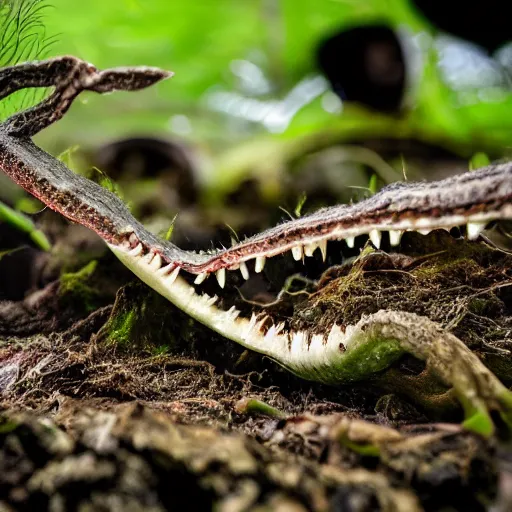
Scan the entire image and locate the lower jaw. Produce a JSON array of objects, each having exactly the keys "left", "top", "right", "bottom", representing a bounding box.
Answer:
[{"left": 108, "top": 242, "right": 354, "bottom": 382}]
